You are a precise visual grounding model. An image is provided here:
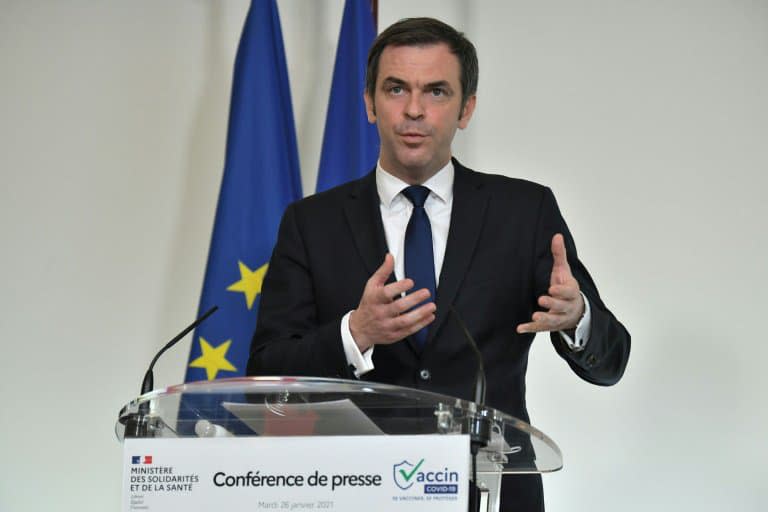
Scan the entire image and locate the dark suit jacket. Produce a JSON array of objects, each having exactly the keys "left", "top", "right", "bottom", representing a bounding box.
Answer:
[{"left": 247, "top": 159, "right": 630, "bottom": 511}]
